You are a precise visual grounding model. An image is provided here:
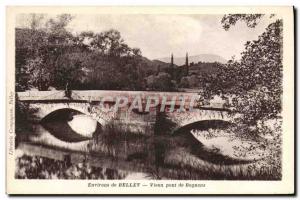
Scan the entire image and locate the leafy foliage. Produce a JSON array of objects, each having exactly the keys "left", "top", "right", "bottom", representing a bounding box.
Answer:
[
  {"left": 16, "top": 15, "right": 181, "bottom": 91},
  {"left": 16, "top": 14, "right": 82, "bottom": 91},
  {"left": 203, "top": 18, "right": 283, "bottom": 126},
  {"left": 221, "top": 14, "right": 264, "bottom": 30},
  {"left": 146, "top": 72, "right": 177, "bottom": 91},
  {"left": 201, "top": 16, "right": 283, "bottom": 177}
]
